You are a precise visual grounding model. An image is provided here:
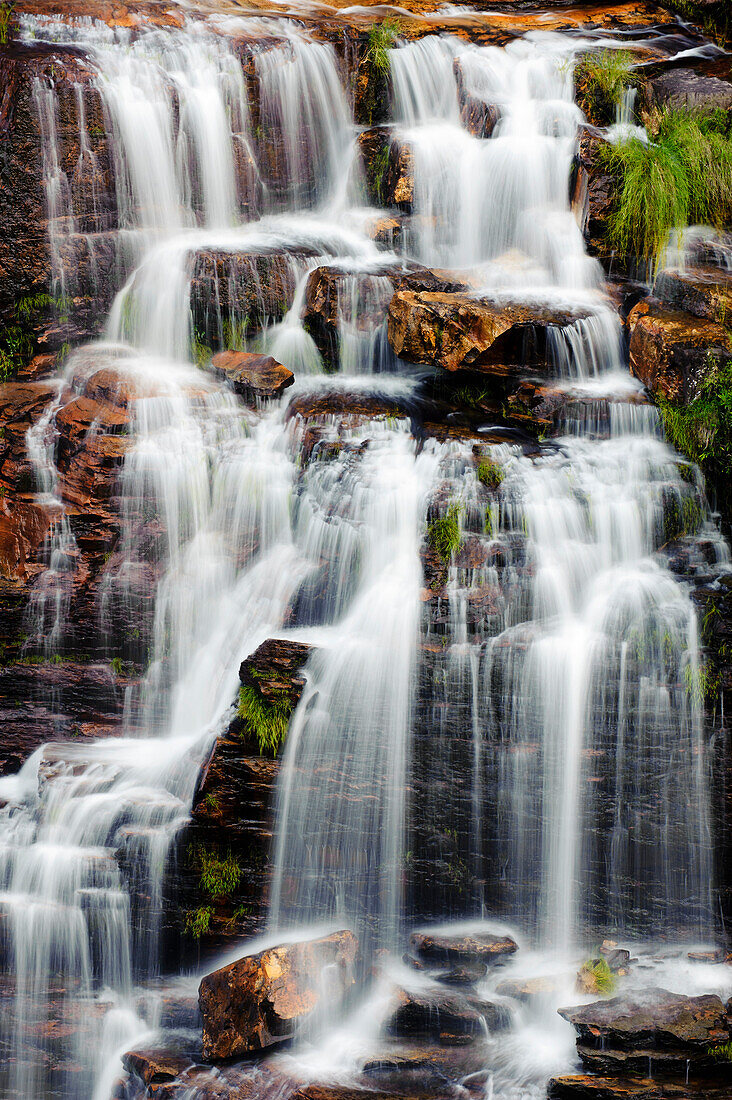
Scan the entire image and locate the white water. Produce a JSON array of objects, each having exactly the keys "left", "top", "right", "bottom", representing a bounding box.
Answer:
[{"left": 0, "top": 11, "right": 728, "bottom": 1099}]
